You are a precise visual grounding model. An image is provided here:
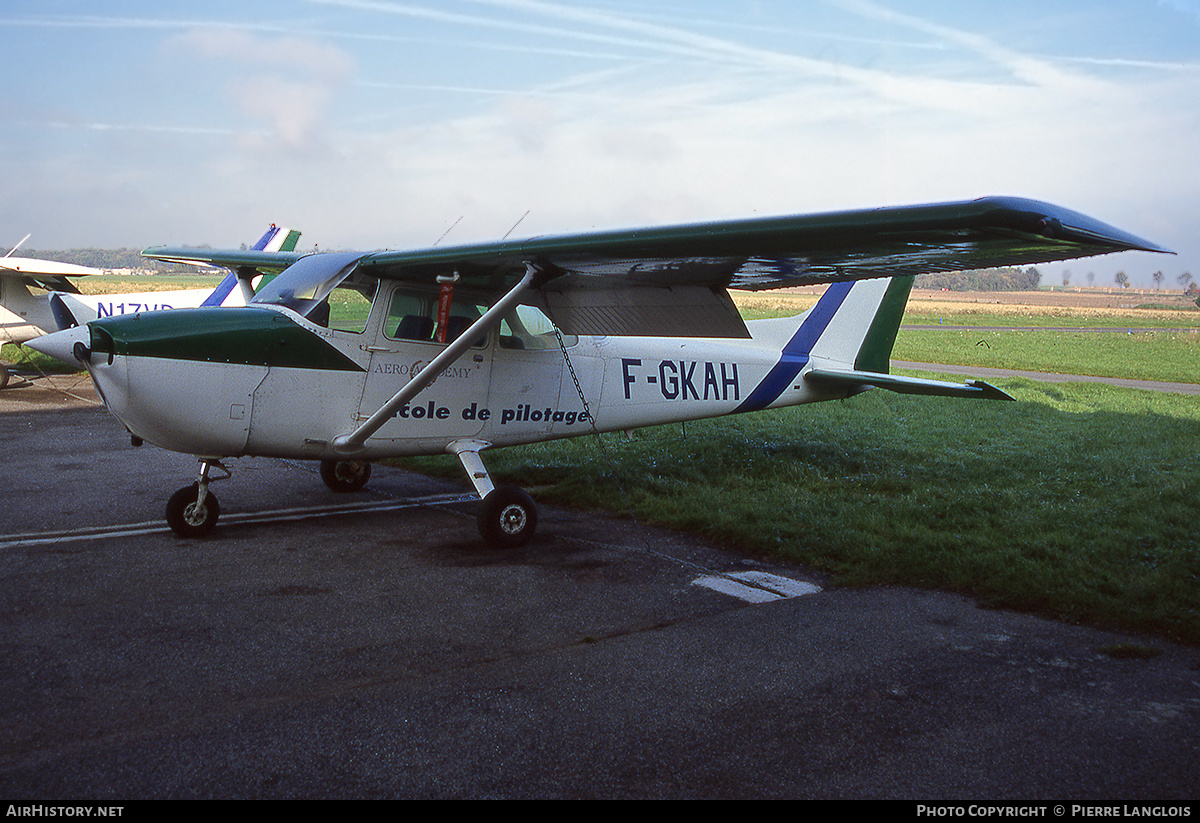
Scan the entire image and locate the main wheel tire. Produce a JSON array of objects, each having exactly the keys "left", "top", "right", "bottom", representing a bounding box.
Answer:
[
  {"left": 320, "top": 459, "right": 371, "bottom": 493},
  {"left": 166, "top": 483, "right": 220, "bottom": 538},
  {"left": 0, "top": 366, "right": 9, "bottom": 391},
  {"left": 478, "top": 486, "right": 537, "bottom": 548}
]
